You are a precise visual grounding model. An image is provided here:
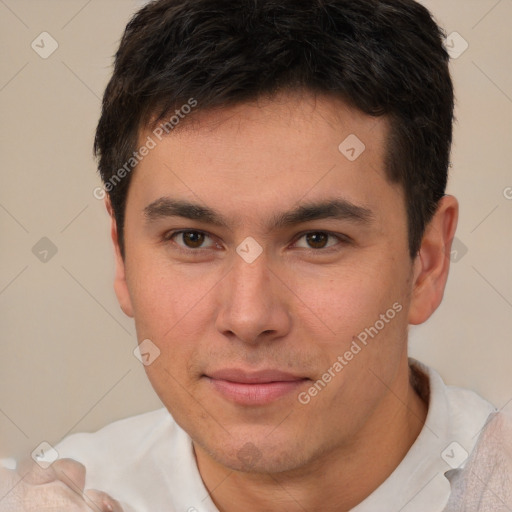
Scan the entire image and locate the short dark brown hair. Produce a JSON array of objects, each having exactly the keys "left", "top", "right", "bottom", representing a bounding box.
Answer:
[{"left": 94, "top": 0, "right": 454, "bottom": 259}]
